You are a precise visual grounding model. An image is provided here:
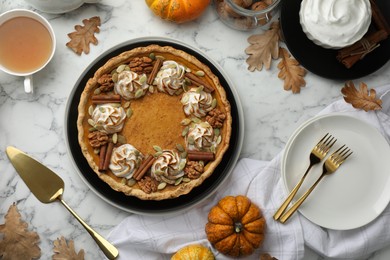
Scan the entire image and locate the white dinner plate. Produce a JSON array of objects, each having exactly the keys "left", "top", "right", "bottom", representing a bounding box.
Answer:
[{"left": 281, "top": 113, "right": 390, "bottom": 230}]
